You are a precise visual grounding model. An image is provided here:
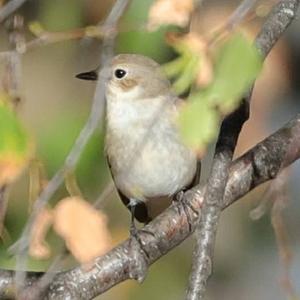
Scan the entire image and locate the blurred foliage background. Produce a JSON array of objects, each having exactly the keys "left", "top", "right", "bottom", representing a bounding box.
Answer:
[{"left": 1, "top": 0, "right": 300, "bottom": 299}]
